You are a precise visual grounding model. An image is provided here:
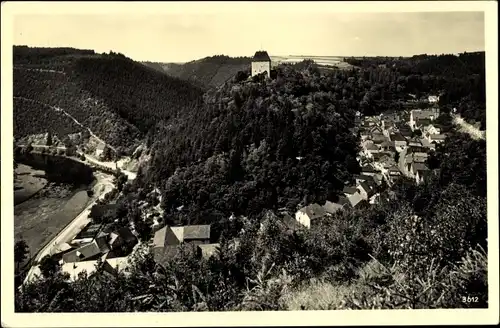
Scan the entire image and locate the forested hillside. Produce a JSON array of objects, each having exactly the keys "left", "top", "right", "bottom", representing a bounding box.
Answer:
[
  {"left": 142, "top": 55, "right": 252, "bottom": 89},
  {"left": 13, "top": 46, "right": 204, "bottom": 154},
  {"left": 16, "top": 130, "right": 487, "bottom": 312},
  {"left": 14, "top": 49, "right": 488, "bottom": 311},
  {"left": 346, "top": 52, "right": 486, "bottom": 128},
  {"left": 140, "top": 64, "right": 366, "bottom": 233}
]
